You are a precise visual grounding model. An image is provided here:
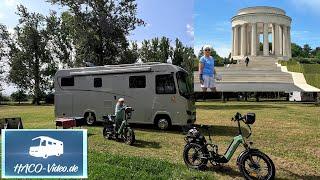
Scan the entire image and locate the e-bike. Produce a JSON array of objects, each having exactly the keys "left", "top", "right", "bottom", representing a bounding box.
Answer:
[{"left": 183, "top": 112, "right": 275, "bottom": 180}]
